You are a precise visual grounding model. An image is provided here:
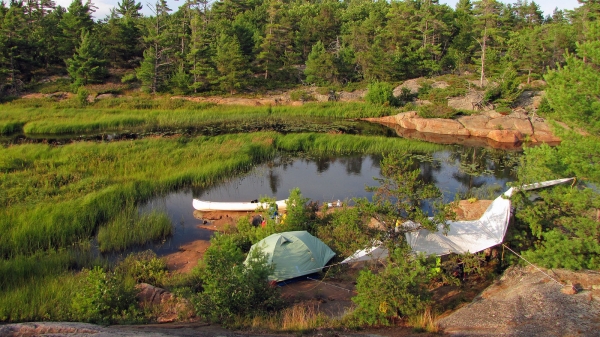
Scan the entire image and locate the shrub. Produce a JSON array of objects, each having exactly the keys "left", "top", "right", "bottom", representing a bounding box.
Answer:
[
  {"left": 495, "top": 106, "right": 512, "bottom": 115},
  {"left": 316, "top": 206, "right": 374, "bottom": 258},
  {"left": 115, "top": 250, "right": 168, "bottom": 287},
  {"left": 192, "top": 234, "right": 282, "bottom": 324},
  {"left": 537, "top": 96, "right": 553, "bottom": 114},
  {"left": 76, "top": 87, "right": 90, "bottom": 106},
  {"left": 72, "top": 266, "right": 140, "bottom": 324},
  {"left": 121, "top": 72, "right": 137, "bottom": 84},
  {"left": 349, "top": 247, "right": 432, "bottom": 326},
  {"left": 365, "top": 81, "right": 396, "bottom": 106},
  {"left": 289, "top": 90, "right": 315, "bottom": 102},
  {"left": 417, "top": 104, "right": 458, "bottom": 119}
]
